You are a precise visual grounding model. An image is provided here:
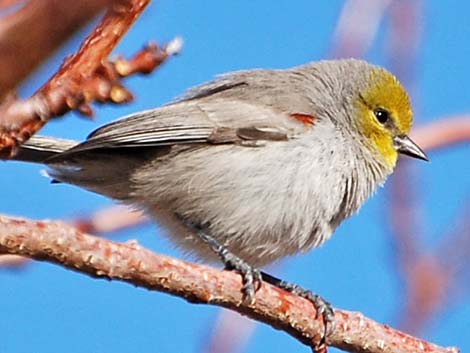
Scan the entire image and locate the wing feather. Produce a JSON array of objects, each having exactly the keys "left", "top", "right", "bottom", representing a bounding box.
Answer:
[{"left": 64, "top": 78, "right": 311, "bottom": 154}]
